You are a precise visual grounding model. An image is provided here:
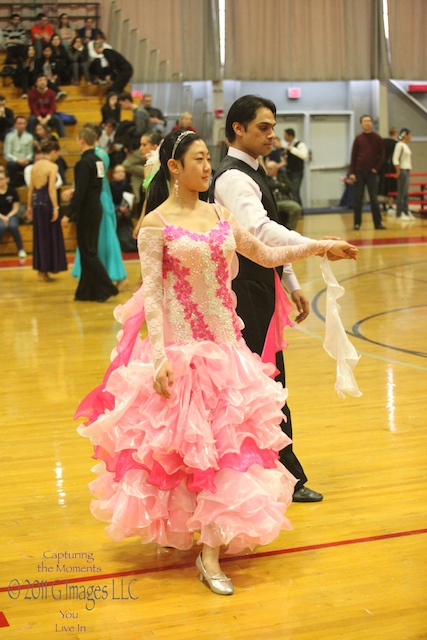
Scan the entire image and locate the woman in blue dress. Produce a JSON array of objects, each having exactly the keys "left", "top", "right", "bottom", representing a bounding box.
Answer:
[{"left": 72, "top": 132, "right": 128, "bottom": 289}]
